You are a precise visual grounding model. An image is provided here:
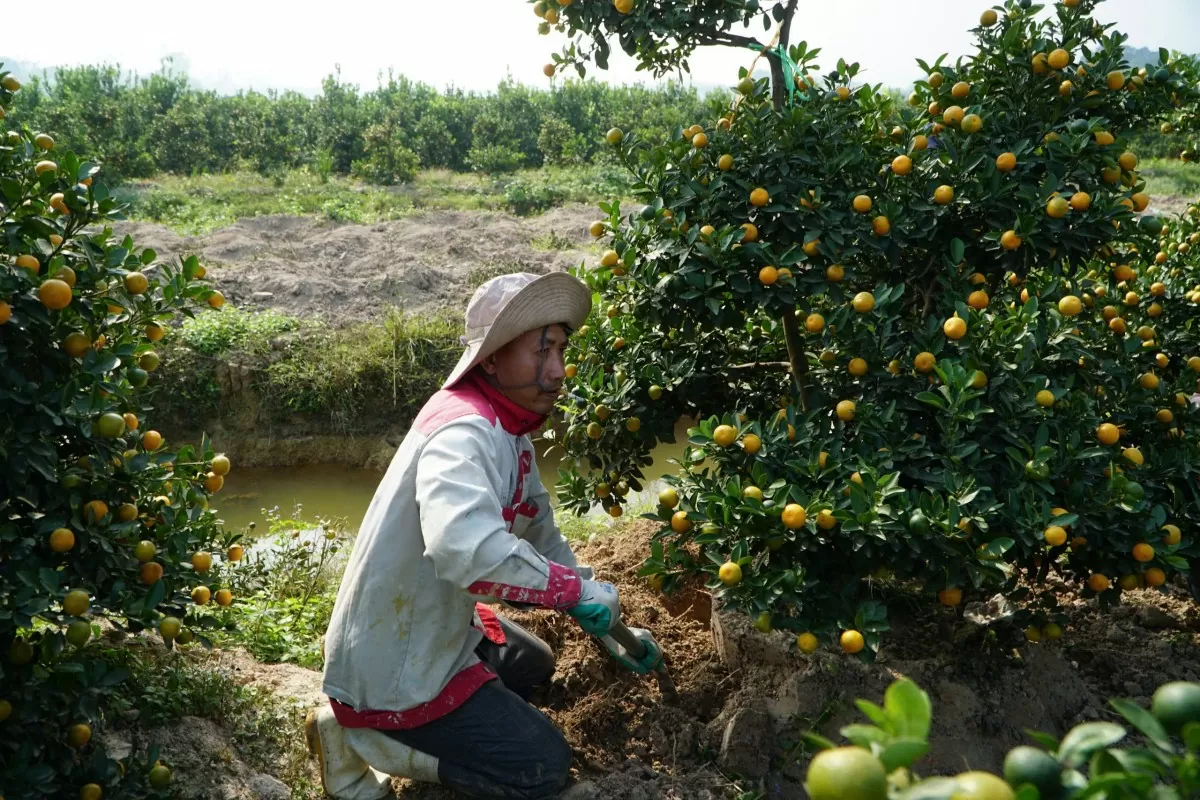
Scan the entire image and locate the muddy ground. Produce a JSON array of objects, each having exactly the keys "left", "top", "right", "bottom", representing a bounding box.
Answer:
[
  {"left": 142, "top": 523, "right": 1200, "bottom": 800},
  {"left": 113, "top": 204, "right": 601, "bottom": 325}
]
